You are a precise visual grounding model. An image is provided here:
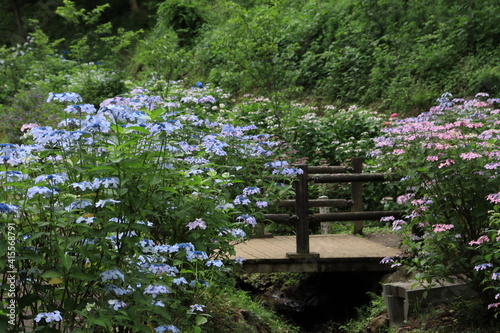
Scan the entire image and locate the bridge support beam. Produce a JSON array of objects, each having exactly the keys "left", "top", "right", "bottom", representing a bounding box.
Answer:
[{"left": 293, "top": 165, "right": 311, "bottom": 255}]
